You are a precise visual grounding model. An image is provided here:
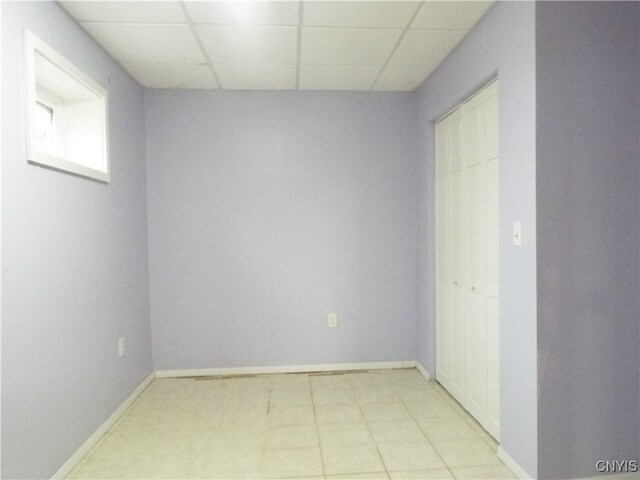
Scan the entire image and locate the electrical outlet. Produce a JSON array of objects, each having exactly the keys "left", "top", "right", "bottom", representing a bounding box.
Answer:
[
  {"left": 118, "top": 337, "right": 125, "bottom": 358},
  {"left": 328, "top": 313, "right": 338, "bottom": 328}
]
